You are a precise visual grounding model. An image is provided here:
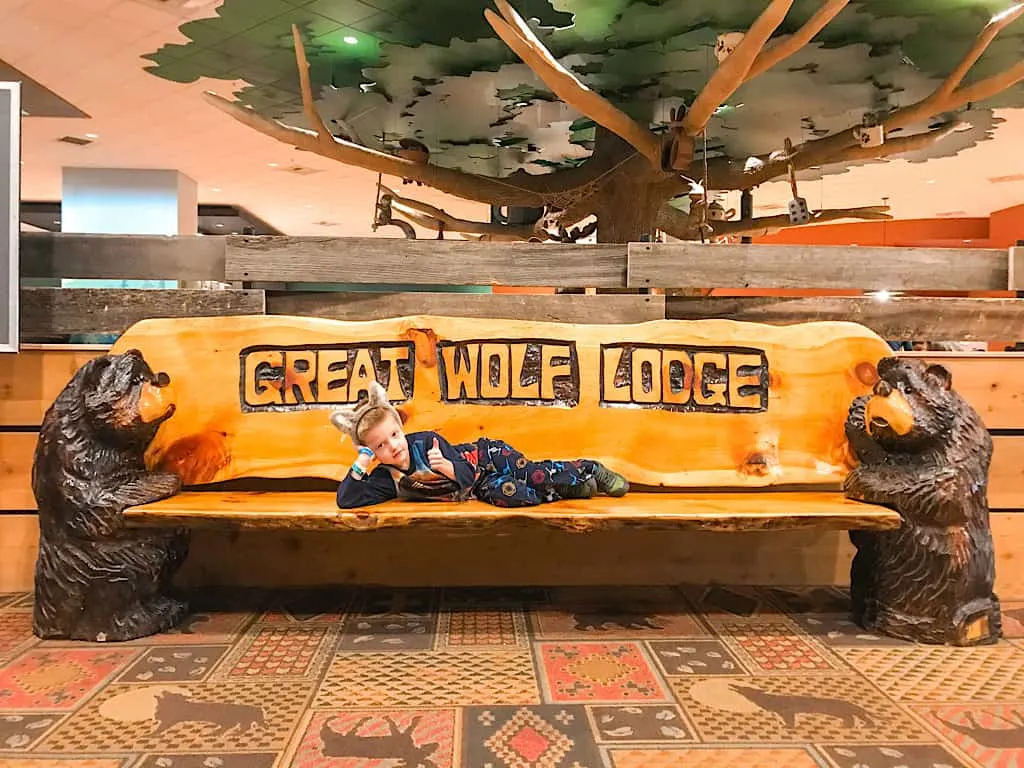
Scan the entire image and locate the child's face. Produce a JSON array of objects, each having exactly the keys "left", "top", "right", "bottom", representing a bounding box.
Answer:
[{"left": 362, "top": 413, "right": 409, "bottom": 468}]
